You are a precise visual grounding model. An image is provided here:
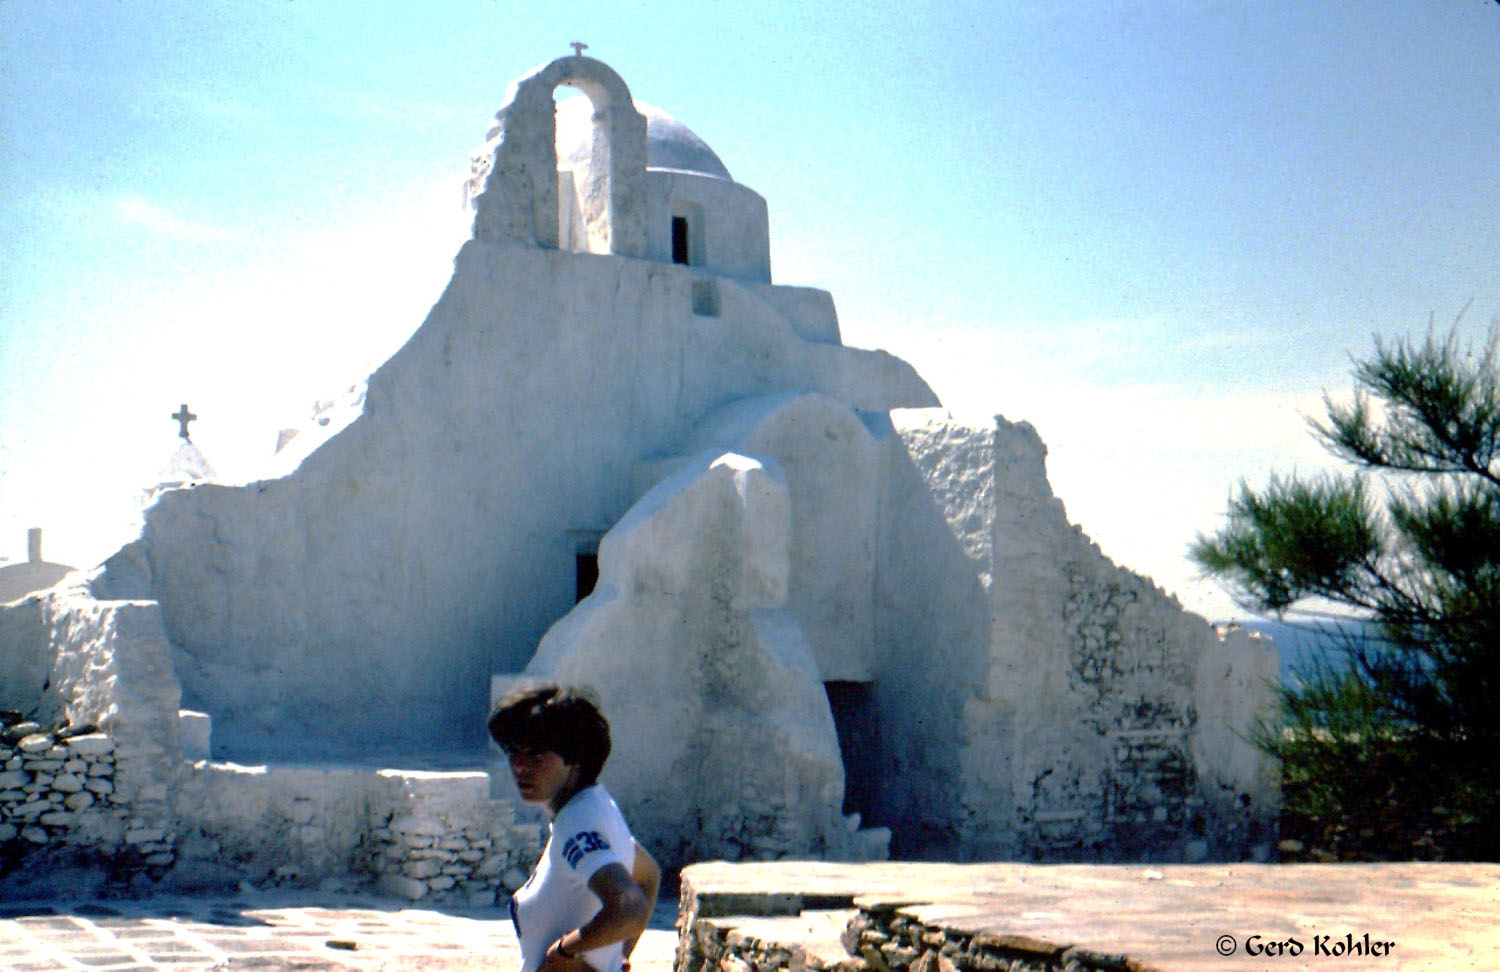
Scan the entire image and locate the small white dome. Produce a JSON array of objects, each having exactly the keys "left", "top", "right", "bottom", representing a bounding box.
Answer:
[{"left": 555, "top": 96, "right": 732, "bottom": 181}]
